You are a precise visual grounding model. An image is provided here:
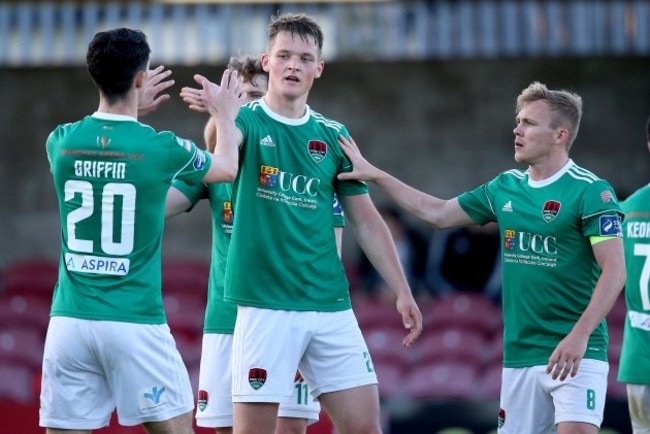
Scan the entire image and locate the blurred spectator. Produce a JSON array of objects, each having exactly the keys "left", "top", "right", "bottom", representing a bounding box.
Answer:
[
  {"left": 356, "top": 206, "right": 430, "bottom": 302},
  {"left": 425, "top": 223, "right": 501, "bottom": 302}
]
